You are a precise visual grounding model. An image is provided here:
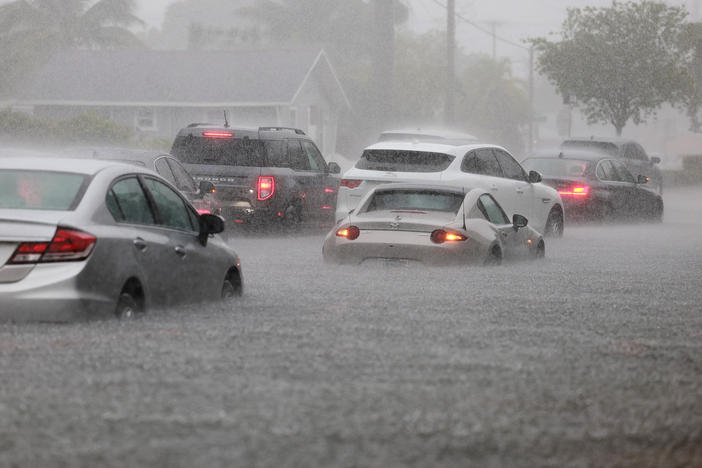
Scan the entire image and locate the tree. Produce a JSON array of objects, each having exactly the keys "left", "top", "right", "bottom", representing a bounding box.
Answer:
[
  {"left": 531, "top": 1, "right": 693, "bottom": 136},
  {"left": 0, "top": 0, "right": 143, "bottom": 94},
  {"left": 455, "top": 55, "right": 530, "bottom": 153}
]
